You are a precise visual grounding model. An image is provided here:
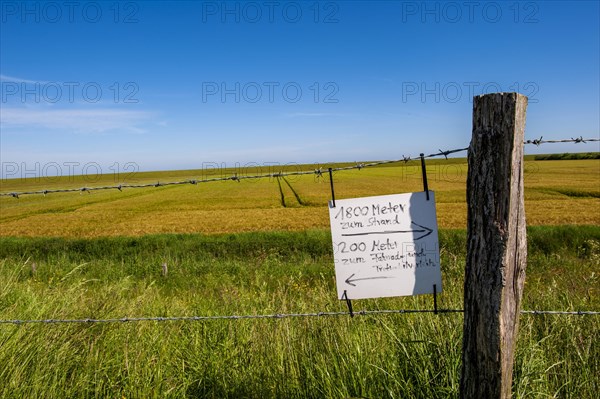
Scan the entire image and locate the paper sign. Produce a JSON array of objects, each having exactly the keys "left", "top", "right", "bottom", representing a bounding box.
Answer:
[{"left": 329, "top": 191, "right": 441, "bottom": 300}]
